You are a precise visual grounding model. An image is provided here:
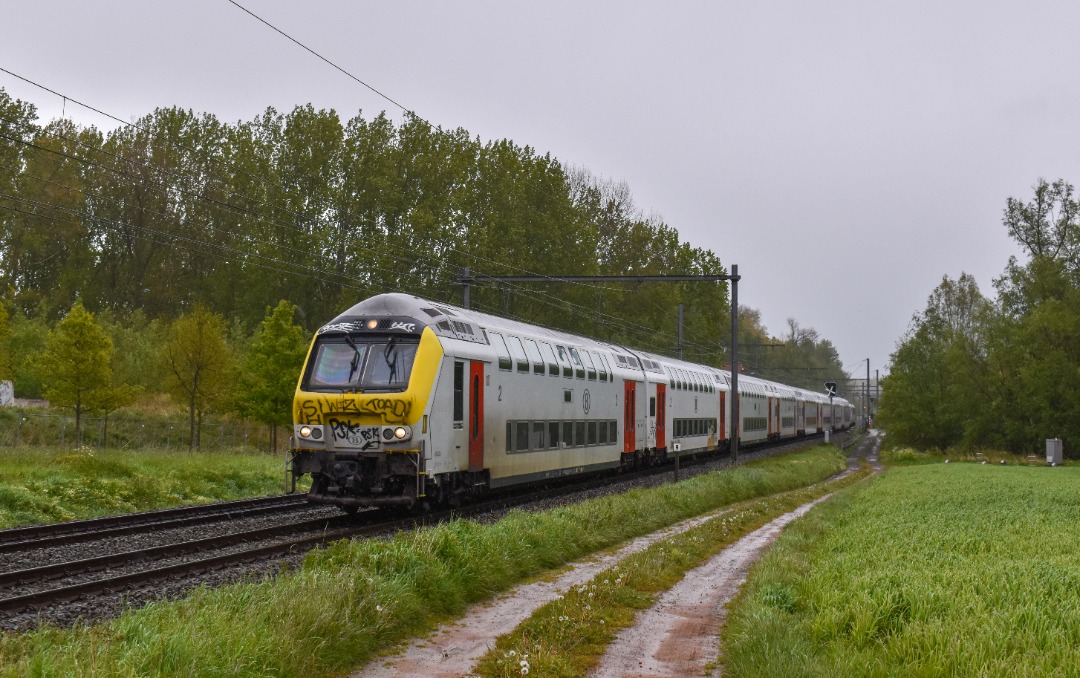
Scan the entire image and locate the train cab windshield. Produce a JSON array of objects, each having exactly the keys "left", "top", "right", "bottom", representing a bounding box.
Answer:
[{"left": 305, "top": 336, "right": 419, "bottom": 392}]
